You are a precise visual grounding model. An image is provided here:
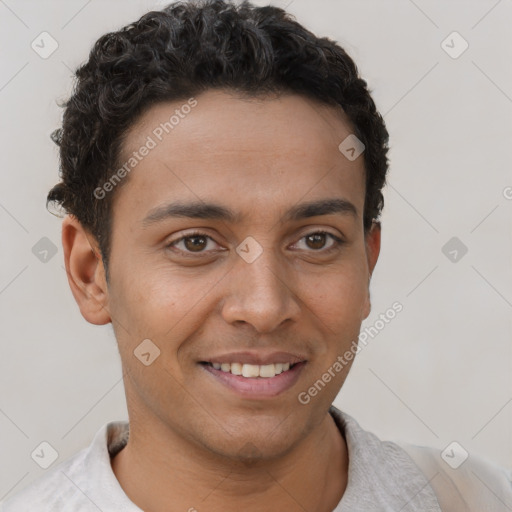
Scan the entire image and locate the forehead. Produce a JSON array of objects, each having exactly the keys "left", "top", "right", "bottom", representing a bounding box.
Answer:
[{"left": 113, "top": 90, "right": 366, "bottom": 226}]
